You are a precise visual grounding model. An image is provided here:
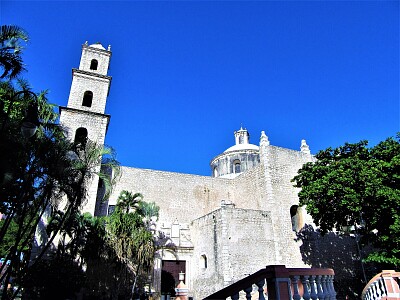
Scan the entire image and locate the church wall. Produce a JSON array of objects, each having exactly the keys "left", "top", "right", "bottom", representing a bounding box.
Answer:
[
  {"left": 230, "top": 164, "right": 266, "bottom": 210},
  {"left": 190, "top": 206, "right": 275, "bottom": 300},
  {"left": 108, "top": 166, "right": 236, "bottom": 224},
  {"left": 264, "top": 145, "right": 315, "bottom": 268},
  {"left": 226, "top": 145, "right": 315, "bottom": 269}
]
